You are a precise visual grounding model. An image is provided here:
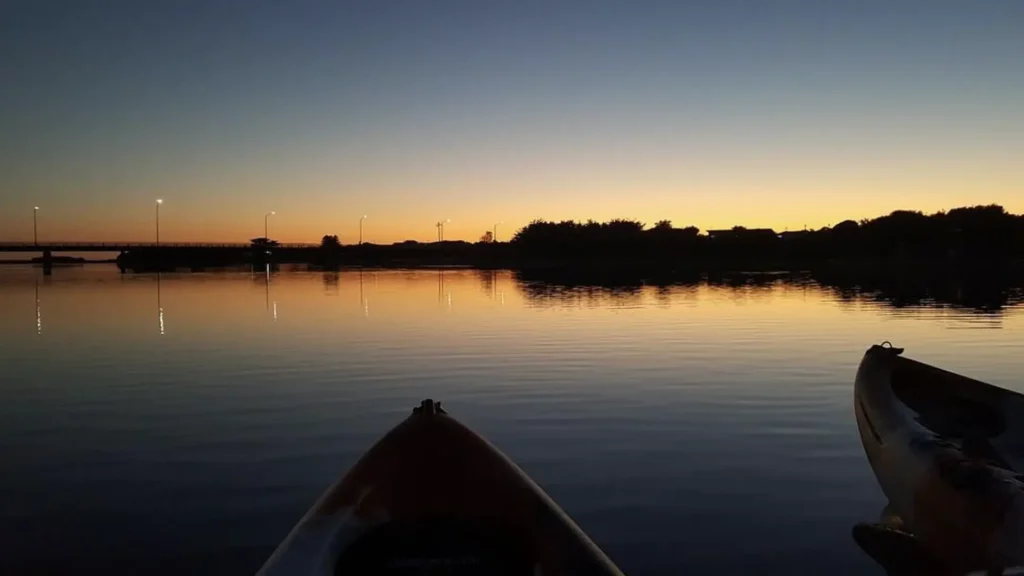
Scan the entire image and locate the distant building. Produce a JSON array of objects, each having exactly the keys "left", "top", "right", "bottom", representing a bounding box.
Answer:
[
  {"left": 707, "top": 228, "right": 777, "bottom": 241},
  {"left": 778, "top": 230, "right": 810, "bottom": 241}
]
